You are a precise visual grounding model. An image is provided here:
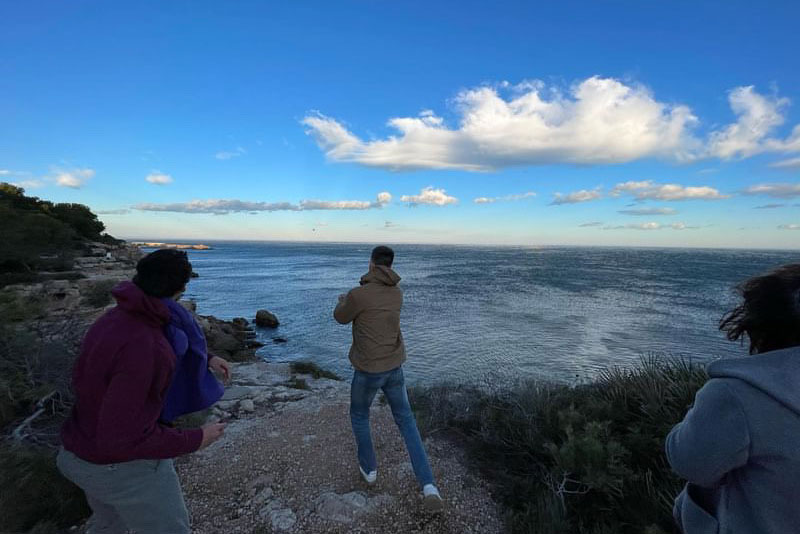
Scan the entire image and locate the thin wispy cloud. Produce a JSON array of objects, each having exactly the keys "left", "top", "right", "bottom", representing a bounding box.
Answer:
[
  {"left": 769, "top": 157, "right": 800, "bottom": 169},
  {"left": 145, "top": 172, "right": 173, "bottom": 185},
  {"left": 778, "top": 224, "right": 800, "bottom": 230},
  {"left": 473, "top": 191, "right": 536, "bottom": 204},
  {"left": 303, "top": 78, "right": 800, "bottom": 172},
  {"left": 611, "top": 180, "right": 728, "bottom": 201},
  {"left": 215, "top": 146, "right": 247, "bottom": 160},
  {"left": 618, "top": 207, "right": 678, "bottom": 216},
  {"left": 400, "top": 187, "right": 458, "bottom": 206},
  {"left": 604, "top": 222, "right": 699, "bottom": 231},
  {"left": 134, "top": 192, "right": 392, "bottom": 215},
  {"left": 743, "top": 183, "right": 800, "bottom": 198},
  {"left": 550, "top": 188, "right": 602, "bottom": 205},
  {"left": 54, "top": 167, "right": 95, "bottom": 189},
  {"left": 97, "top": 209, "right": 131, "bottom": 215},
  {"left": 9, "top": 179, "right": 44, "bottom": 189},
  {"left": 579, "top": 221, "right": 604, "bottom": 227},
  {"left": 384, "top": 221, "right": 397, "bottom": 228},
  {"left": 0, "top": 170, "right": 9, "bottom": 175},
  {"left": 754, "top": 204, "right": 786, "bottom": 209}
]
